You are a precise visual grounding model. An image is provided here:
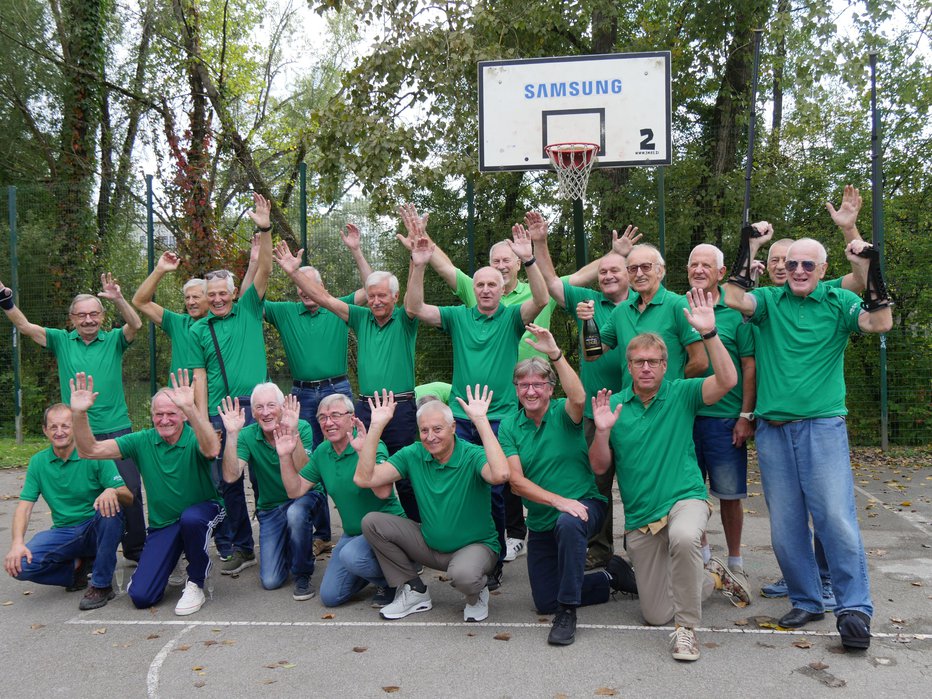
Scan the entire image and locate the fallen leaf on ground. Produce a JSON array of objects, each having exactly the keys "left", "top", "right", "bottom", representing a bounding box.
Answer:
[
  {"left": 382, "top": 686, "right": 400, "bottom": 693},
  {"left": 538, "top": 617, "right": 549, "bottom": 623},
  {"left": 221, "top": 640, "right": 236, "bottom": 646},
  {"left": 2, "top": 601, "right": 13, "bottom": 606},
  {"left": 809, "top": 661, "right": 829, "bottom": 670},
  {"left": 321, "top": 613, "right": 335, "bottom": 619},
  {"left": 194, "top": 681, "right": 206, "bottom": 688},
  {"left": 733, "top": 618, "right": 749, "bottom": 626},
  {"left": 30, "top": 623, "right": 45, "bottom": 630},
  {"left": 466, "top": 632, "right": 476, "bottom": 637},
  {"left": 900, "top": 501, "right": 911, "bottom": 507},
  {"left": 147, "top": 634, "right": 160, "bottom": 640},
  {"left": 22, "top": 590, "right": 32, "bottom": 595},
  {"left": 279, "top": 663, "right": 296, "bottom": 669},
  {"left": 175, "top": 644, "right": 190, "bottom": 651},
  {"left": 203, "top": 639, "right": 218, "bottom": 647},
  {"left": 260, "top": 679, "right": 276, "bottom": 685},
  {"left": 353, "top": 647, "right": 367, "bottom": 653},
  {"left": 192, "top": 666, "right": 204, "bottom": 671},
  {"left": 793, "top": 639, "right": 812, "bottom": 649},
  {"left": 703, "top": 641, "right": 719, "bottom": 649},
  {"left": 594, "top": 688, "right": 617, "bottom": 696},
  {"left": 910, "top": 581, "right": 922, "bottom": 587},
  {"left": 93, "top": 627, "right": 107, "bottom": 635},
  {"left": 493, "top": 632, "right": 512, "bottom": 641},
  {"left": 890, "top": 617, "right": 906, "bottom": 624}
]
